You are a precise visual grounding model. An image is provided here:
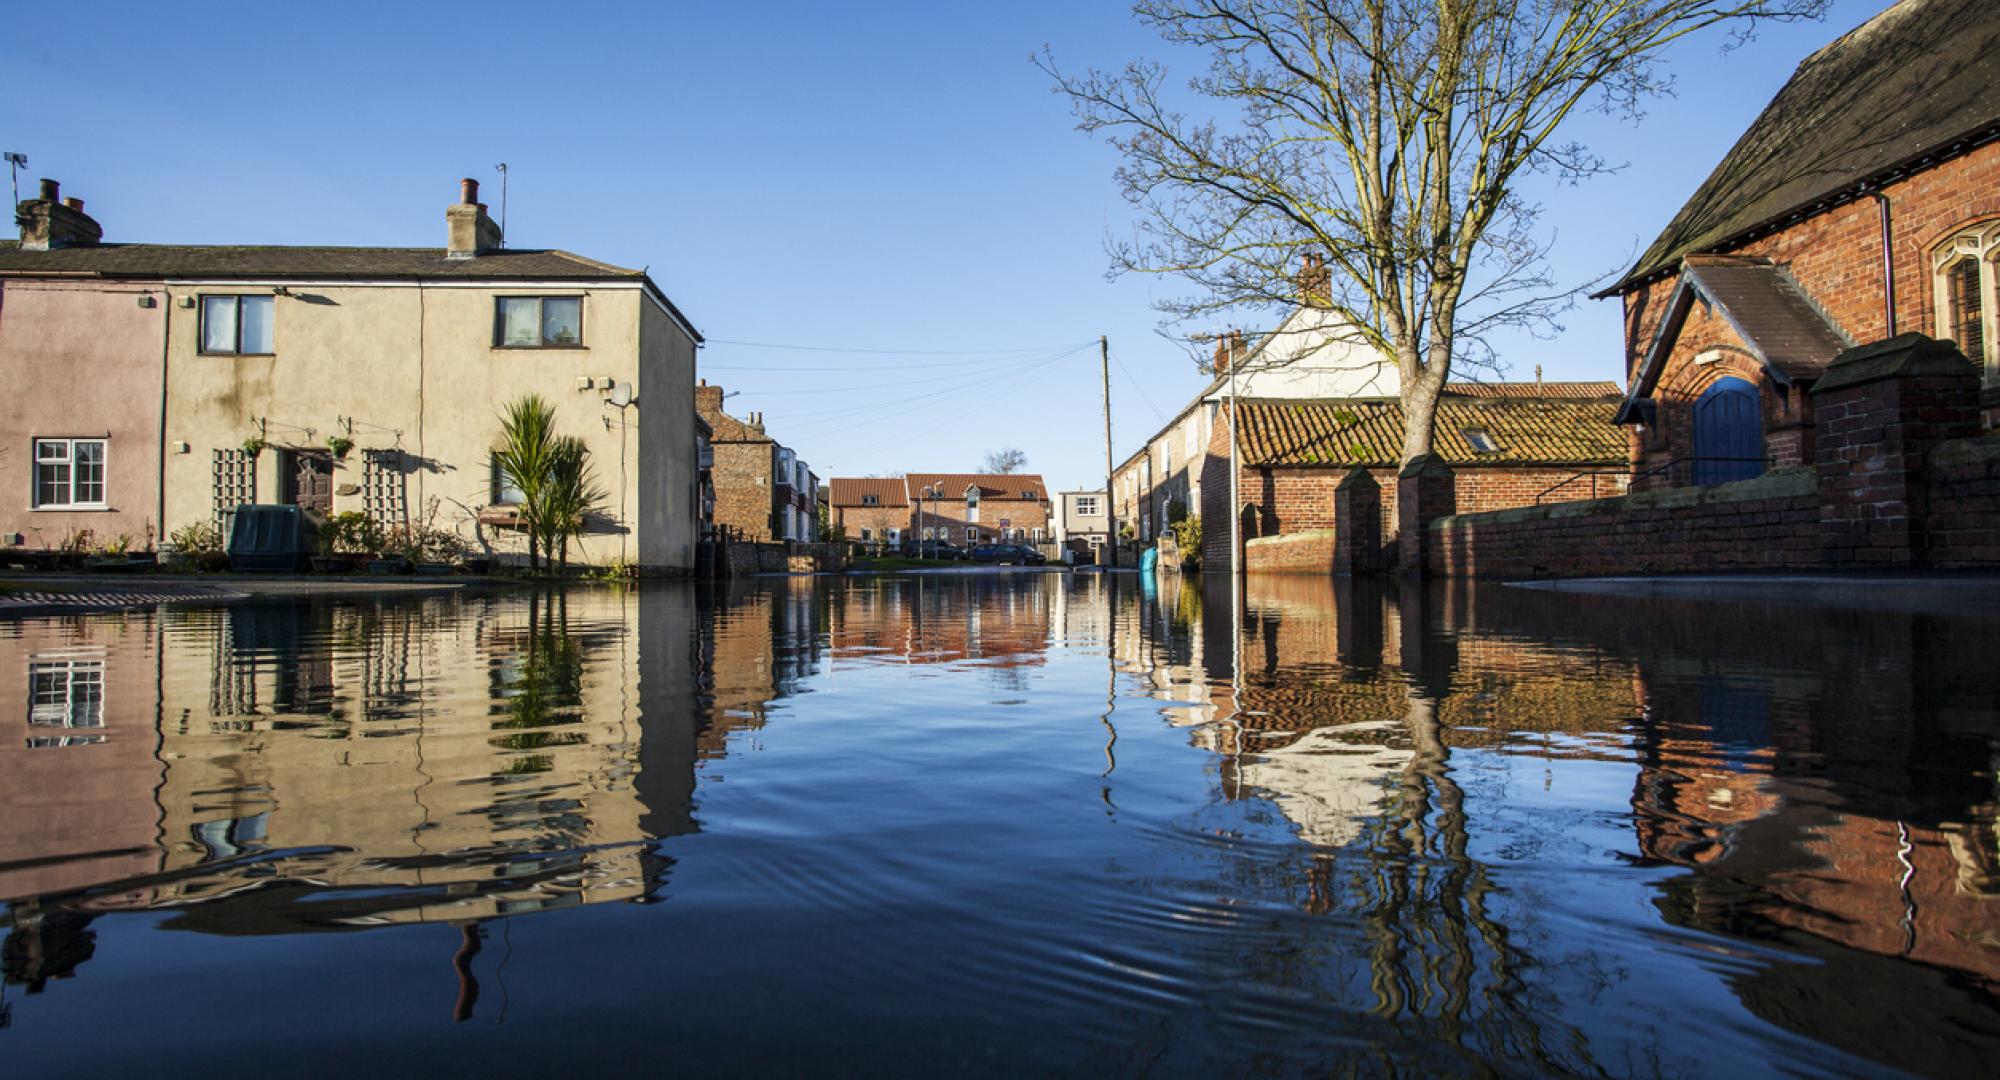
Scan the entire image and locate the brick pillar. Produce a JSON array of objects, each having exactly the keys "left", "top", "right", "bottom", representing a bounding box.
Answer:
[
  {"left": 1809, "top": 334, "right": 1979, "bottom": 567},
  {"left": 1396, "top": 454, "right": 1455, "bottom": 577},
  {"left": 1333, "top": 467, "right": 1383, "bottom": 575}
]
